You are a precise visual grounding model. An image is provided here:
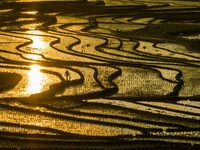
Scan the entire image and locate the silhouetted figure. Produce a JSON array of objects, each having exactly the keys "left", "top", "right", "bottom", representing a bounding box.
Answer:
[{"left": 65, "top": 70, "right": 71, "bottom": 81}]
